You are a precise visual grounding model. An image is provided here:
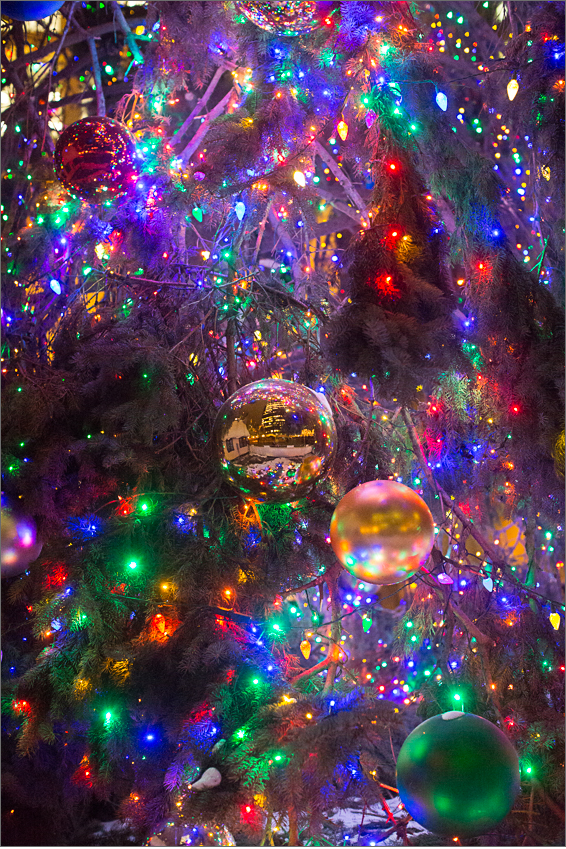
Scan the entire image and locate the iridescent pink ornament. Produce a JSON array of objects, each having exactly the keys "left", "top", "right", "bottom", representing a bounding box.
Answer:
[
  {"left": 1, "top": 509, "right": 42, "bottom": 577},
  {"left": 235, "top": 1, "right": 330, "bottom": 36}
]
